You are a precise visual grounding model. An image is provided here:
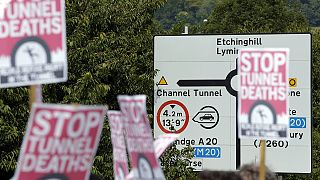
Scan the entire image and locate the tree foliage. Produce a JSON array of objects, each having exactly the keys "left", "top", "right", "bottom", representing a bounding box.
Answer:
[
  {"left": 160, "top": 145, "right": 197, "bottom": 179},
  {"left": 155, "top": 0, "right": 214, "bottom": 30},
  {"left": 0, "top": 88, "right": 29, "bottom": 179},
  {"left": 300, "top": 0, "right": 320, "bottom": 26},
  {"left": 0, "top": 0, "right": 195, "bottom": 179},
  {"left": 312, "top": 28, "right": 320, "bottom": 128},
  {"left": 203, "top": 0, "right": 309, "bottom": 33}
]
